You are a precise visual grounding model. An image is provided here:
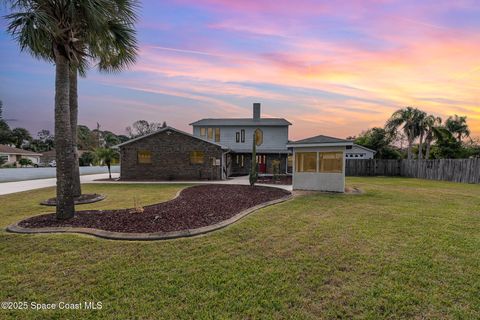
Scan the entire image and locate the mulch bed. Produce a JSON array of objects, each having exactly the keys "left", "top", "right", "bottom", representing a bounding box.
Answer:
[
  {"left": 20, "top": 185, "right": 290, "bottom": 233},
  {"left": 40, "top": 194, "right": 106, "bottom": 206}
]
